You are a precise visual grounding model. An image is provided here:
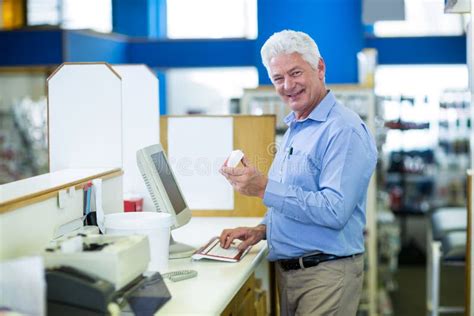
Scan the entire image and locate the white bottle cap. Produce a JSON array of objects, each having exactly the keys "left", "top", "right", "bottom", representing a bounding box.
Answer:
[{"left": 227, "top": 150, "right": 244, "bottom": 168}]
